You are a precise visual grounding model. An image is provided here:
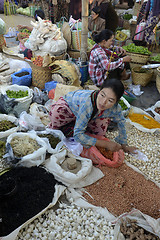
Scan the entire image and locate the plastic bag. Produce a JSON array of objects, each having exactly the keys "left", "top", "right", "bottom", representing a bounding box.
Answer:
[
  {"left": 0, "top": 18, "right": 6, "bottom": 34},
  {"left": 8, "top": 59, "right": 31, "bottom": 70},
  {"left": 11, "top": 68, "right": 32, "bottom": 86},
  {"left": 0, "top": 114, "right": 19, "bottom": 139},
  {"left": 29, "top": 102, "right": 50, "bottom": 126},
  {"left": 144, "top": 100, "right": 160, "bottom": 123},
  {"left": 32, "top": 87, "right": 49, "bottom": 105},
  {"left": 80, "top": 134, "right": 125, "bottom": 168},
  {"left": 18, "top": 111, "right": 45, "bottom": 131},
  {"left": 131, "top": 150, "right": 149, "bottom": 162},
  {"left": 63, "top": 137, "right": 83, "bottom": 156},
  {"left": 4, "top": 132, "right": 47, "bottom": 167}
]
